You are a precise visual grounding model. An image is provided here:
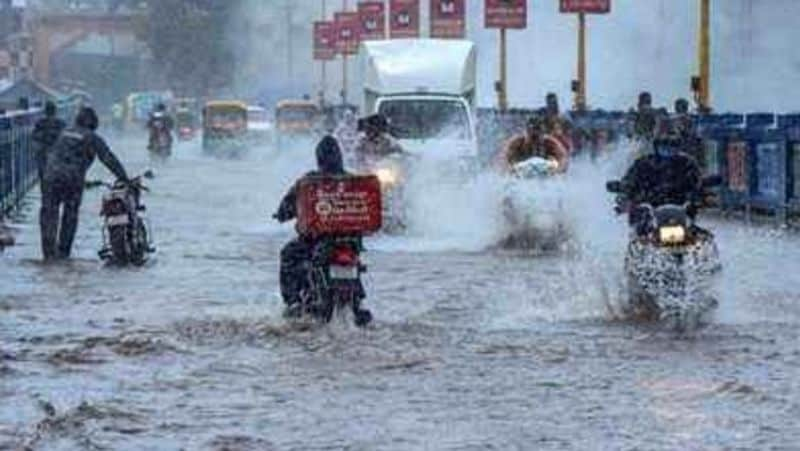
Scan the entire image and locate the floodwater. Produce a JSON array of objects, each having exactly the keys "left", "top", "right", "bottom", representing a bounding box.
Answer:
[{"left": 1, "top": 134, "right": 798, "bottom": 450}]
